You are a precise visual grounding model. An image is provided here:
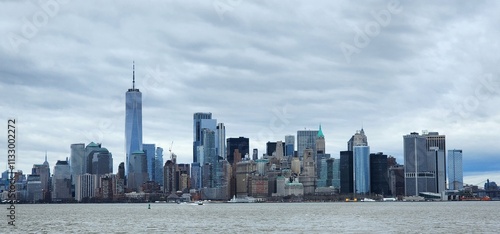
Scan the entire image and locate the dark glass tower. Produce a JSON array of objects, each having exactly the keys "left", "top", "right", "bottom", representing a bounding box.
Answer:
[
  {"left": 125, "top": 62, "right": 143, "bottom": 177},
  {"left": 227, "top": 137, "right": 249, "bottom": 165}
]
